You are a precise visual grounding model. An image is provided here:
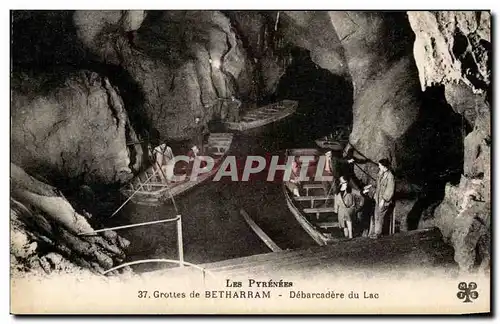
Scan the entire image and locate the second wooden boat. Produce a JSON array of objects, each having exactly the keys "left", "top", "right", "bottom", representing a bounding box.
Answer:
[
  {"left": 224, "top": 99, "right": 298, "bottom": 132},
  {"left": 314, "top": 127, "right": 349, "bottom": 151},
  {"left": 282, "top": 148, "right": 340, "bottom": 246},
  {"left": 120, "top": 133, "right": 233, "bottom": 206}
]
